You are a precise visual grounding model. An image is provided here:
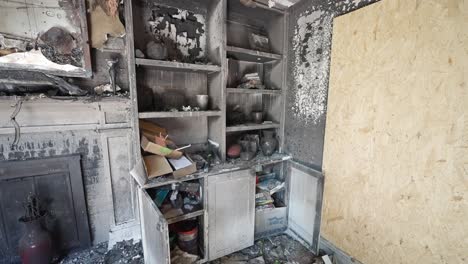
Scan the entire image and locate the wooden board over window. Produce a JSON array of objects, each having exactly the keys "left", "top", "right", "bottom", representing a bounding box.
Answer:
[{"left": 322, "top": 0, "right": 468, "bottom": 263}]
